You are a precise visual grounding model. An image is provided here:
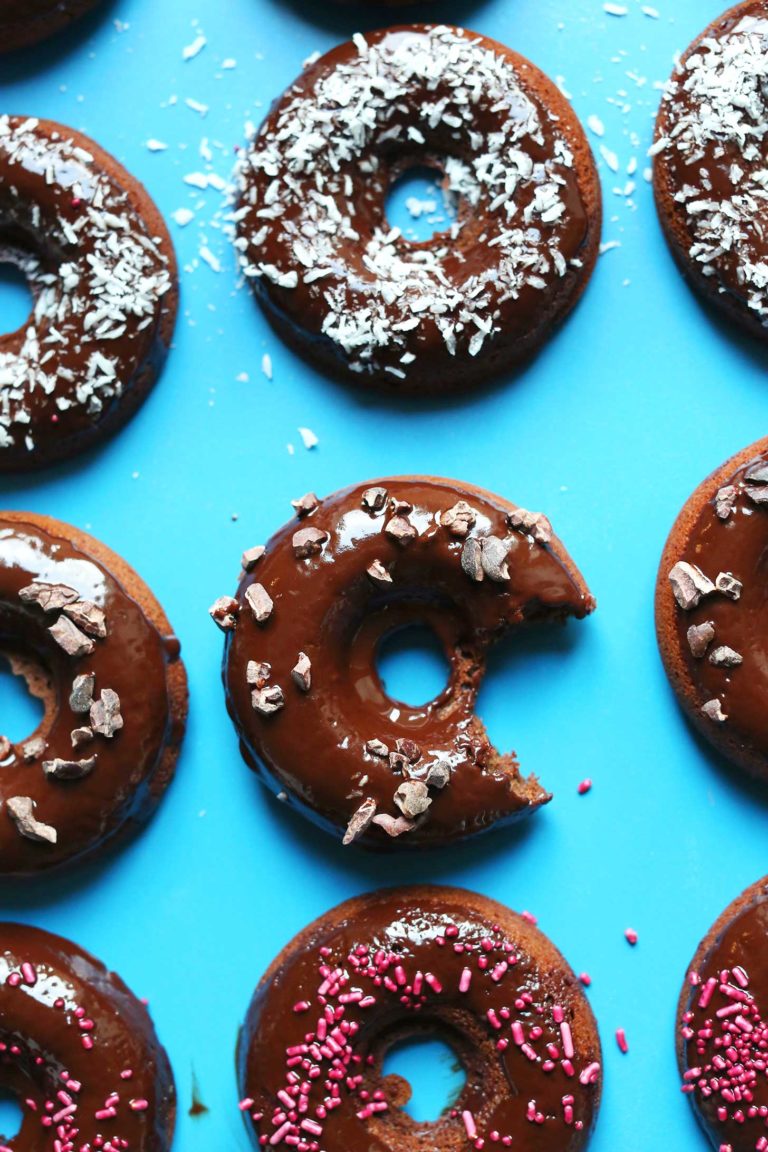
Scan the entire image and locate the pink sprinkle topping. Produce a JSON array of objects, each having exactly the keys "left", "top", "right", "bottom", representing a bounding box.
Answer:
[
  {"left": 624, "top": 929, "right": 638, "bottom": 946},
  {"left": 521, "top": 911, "right": 537, "bottom": 926},
  {"left": 579, "top": 973, "right": 592, "bottom": 987},
  {"left": 577, "top": 779, "right": 592, "bottom": 795},
  {"left": 462, "top": 1110, "right": 478, "bottom": 1140},
  {"left": 616, "top": 1028, "right": 629, "bottom": 1054}
]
